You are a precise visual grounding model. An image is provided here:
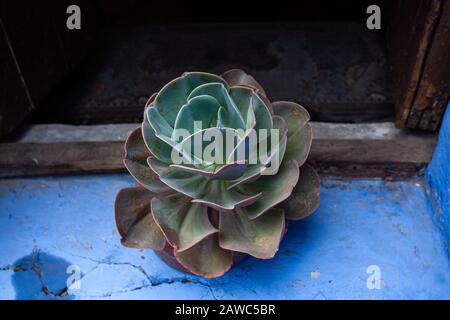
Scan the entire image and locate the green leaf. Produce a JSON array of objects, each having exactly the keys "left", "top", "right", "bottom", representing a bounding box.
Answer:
[
  {"left": 124, "top": 160, "right": 171, "bottom": 193},
  {"left": 146, "top": 107, "right": 199, "bottom": 165},
  {"left": 257, "top": 91, "right": 274, "bottom": 114},
  {"left": 239, "top": 160, "right": 300, "bottom": 219},
  {"left": 142, "top": 121, "right": 173, "bottom": 164},
  {"left": 178, "top": 127, "right": 242, "bottom": 166},
  {"left": 273, "top": 101, "right": 312, "bottom": 166},
  {"left": 260, "top": 116, "right": 288, "bottom": 176},
  {"left": 124, "top": 127, "right": 170, "bottom": 193},
  {"left": 147, "top": 106, "right": 174, "bottom": 139},
  {"left": 191, "top": 181, "right": 261, "bottom": 211},
  {"left": 219, "top": 208, "right": 285, "bottom": 259},
  {"left": 221, "top": 69, "right": 267, "bottom": 96},
  {"left": 145, "top": 92, "right": 157, "bottom": 108},
  {"left": 217, "top": 107, "right": 227, "bottom": 128},
  {"left": 251, "top": 93, "right": 273, "bottom": 131},
  {"left": 151, "top": 193, "right": 218, "bottom": 252},
  {"left": 226, "top": 115, "right": 288, "bottom": 188},
  {"left": 227, "top": 163, "right": 266, "bottom": 189},
  {"left": 154, "top": 72, "right": 229, "bottom": 126},
  {"left": 125, "top": 126, "right": 150, "bottom": 161},
  {"left": 174, "top": 234, "right": 233, "bottom": 278},
  {"left": 229, "top": 86, "right": 272, "bottom": 131},
  {"left": 229, "top": 86, "right": 252, "bottom": 122},
  {"left": 173, "top": 95, "right": 221, "bottom": 136},
  {"left": 114, "top": 187, "right": 166, "bottom": 250},
  {"left": 187, "top": 82, "right": 245, "bottom": 129},
  {"left": 286, "top": 122, "right": 311, "bottom": 166},
  {"left": 280, "top": 164, "right": 320, "bottom": 220},
  {"left": 147, "top": 157, "right": 261, "bottom": 211},
  {"left": 239, "top": 115, "right": 286, "bottom": 177},
  {"left": 171, "top": 162, "right": 247, "bottom": 180}
]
